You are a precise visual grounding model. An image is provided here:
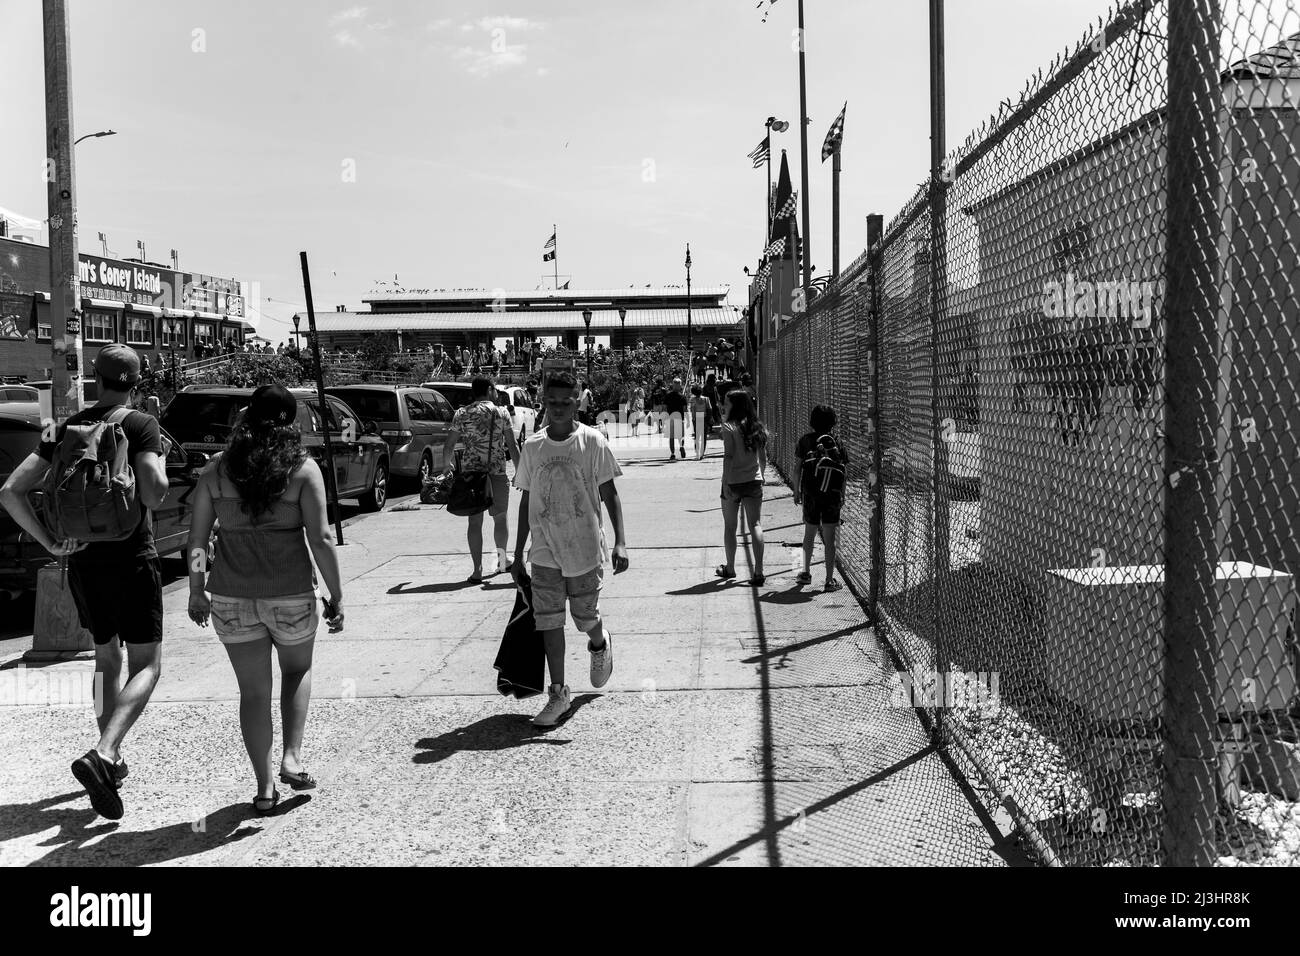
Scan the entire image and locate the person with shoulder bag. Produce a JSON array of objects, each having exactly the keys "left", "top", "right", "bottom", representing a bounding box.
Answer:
[
  {"left": 186, "top": 384, "right": 344, "bottom": 816},
  {"left": 441, "top": 377, "right": 521, "bottom": 582}
]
